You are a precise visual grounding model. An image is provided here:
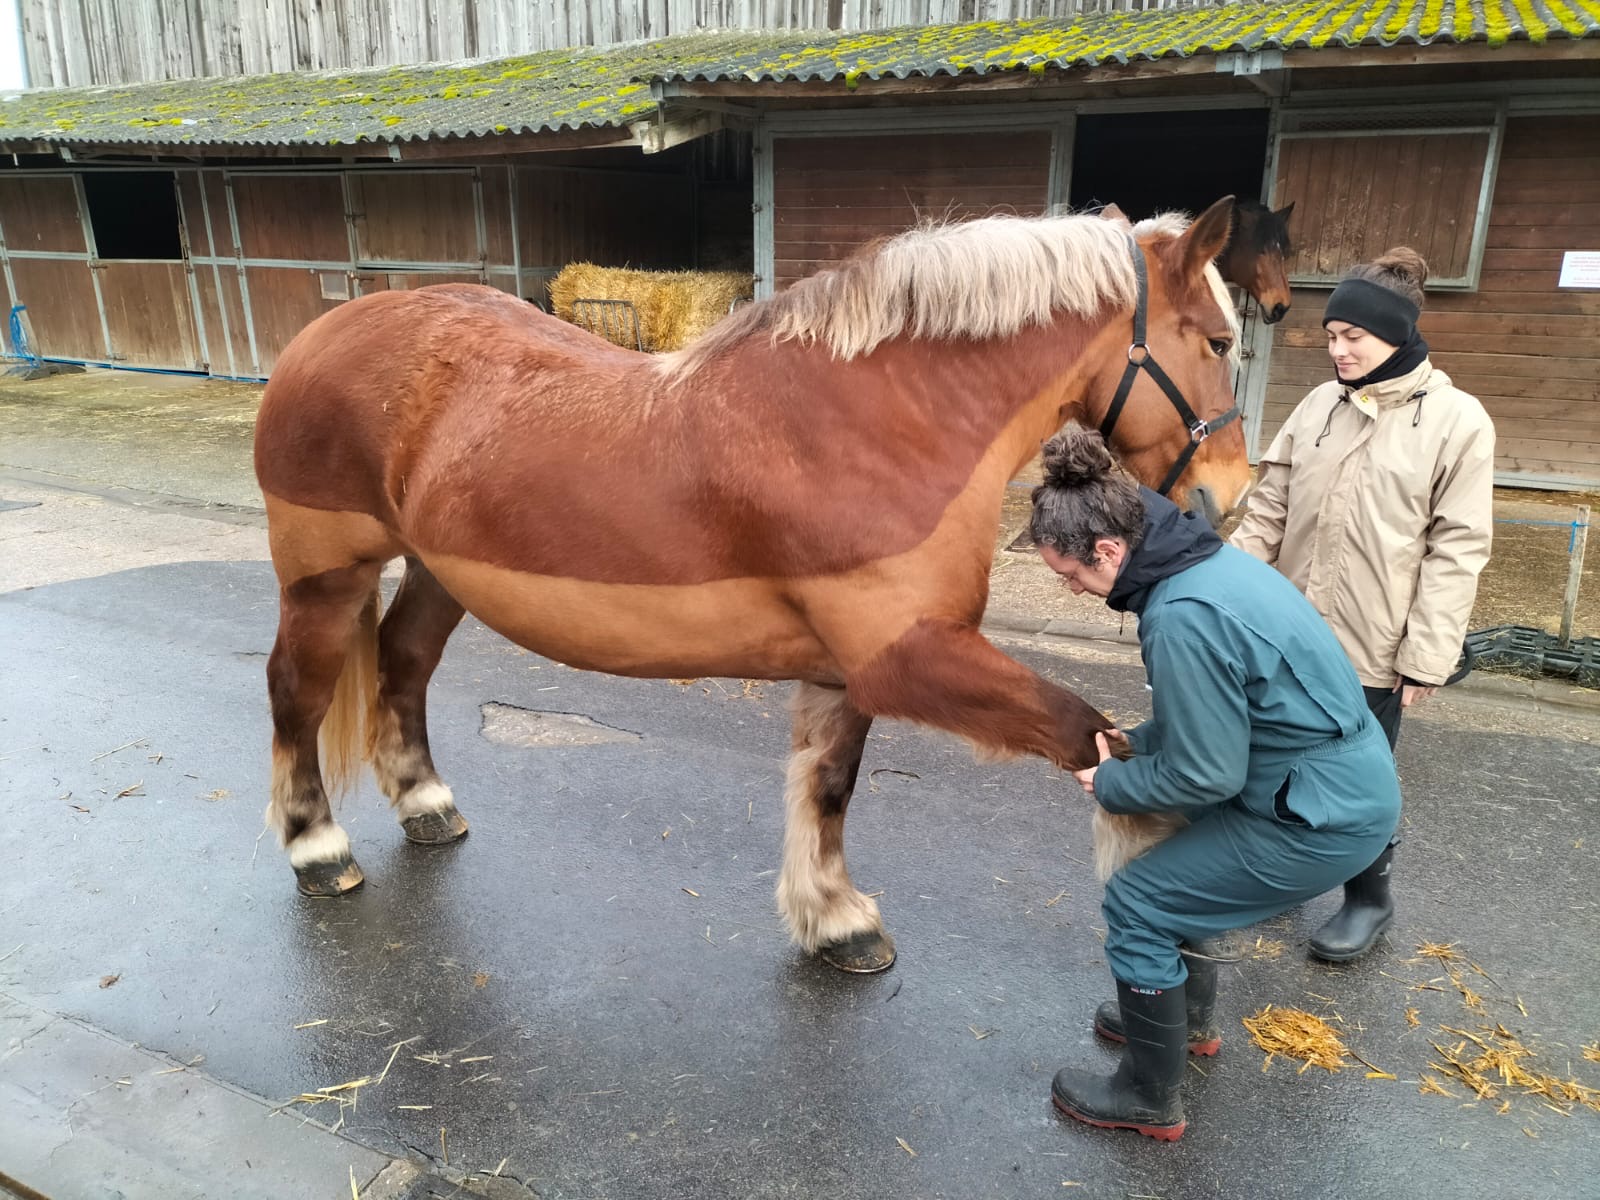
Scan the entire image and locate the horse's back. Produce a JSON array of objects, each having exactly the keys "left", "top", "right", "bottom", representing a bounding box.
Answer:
[{"left": 255, "top": 286, "right": 624, "bottom": 513}]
